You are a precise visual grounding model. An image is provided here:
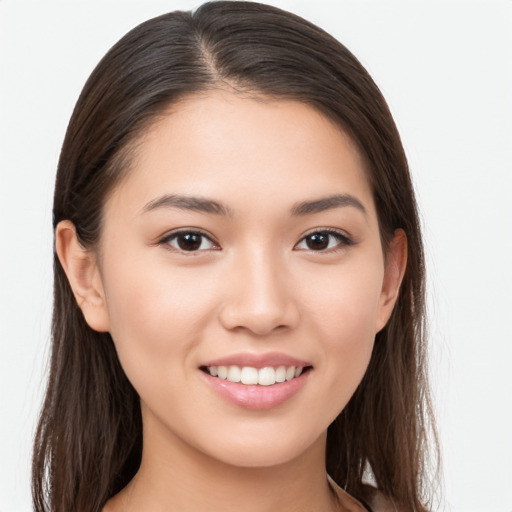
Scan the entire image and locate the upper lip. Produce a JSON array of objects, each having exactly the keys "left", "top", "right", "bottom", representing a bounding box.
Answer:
[{"left": 201, "top": 352, "right": 311, "bottom": 369}]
